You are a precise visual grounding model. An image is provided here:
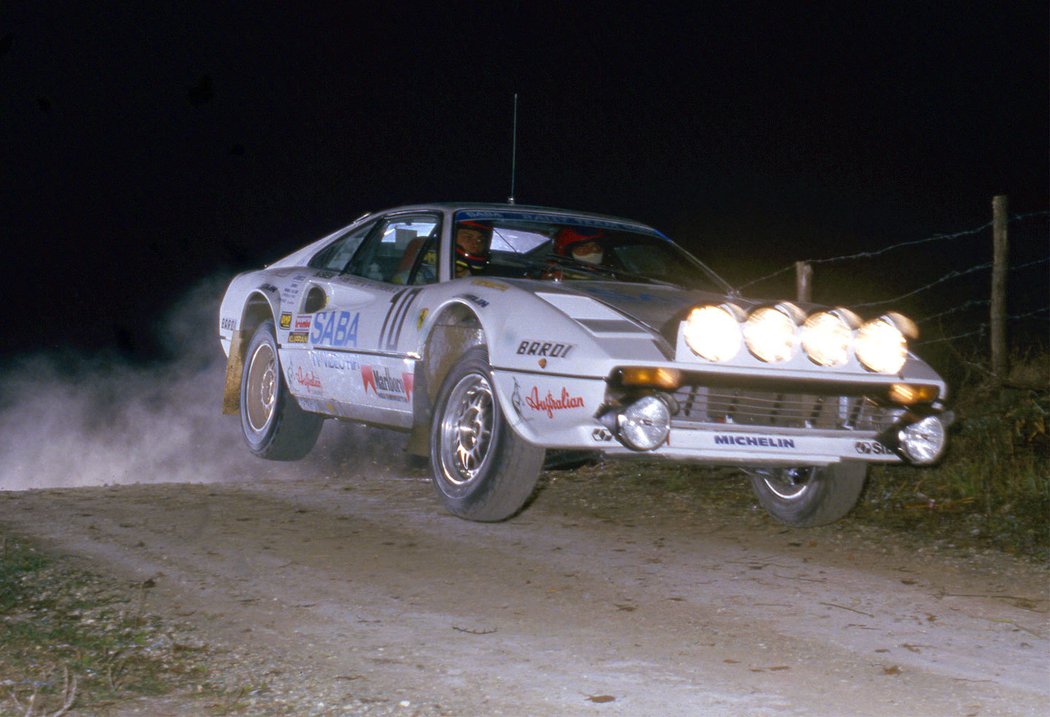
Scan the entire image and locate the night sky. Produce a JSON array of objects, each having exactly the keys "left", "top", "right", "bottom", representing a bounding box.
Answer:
[{"left": 3, "top": 3, "right": 1047, "bottom": 360}]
